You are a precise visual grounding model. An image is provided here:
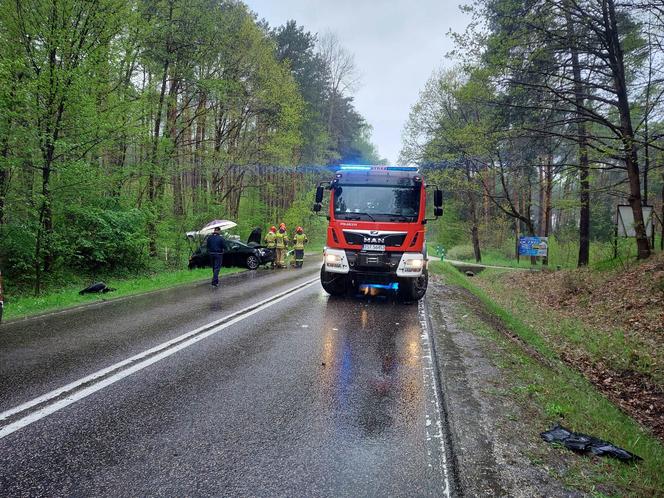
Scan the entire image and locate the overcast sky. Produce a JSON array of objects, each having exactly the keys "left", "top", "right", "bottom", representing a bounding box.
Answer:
[{"left": 244, "top": 0, "right": 470, "bottom": 164}]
